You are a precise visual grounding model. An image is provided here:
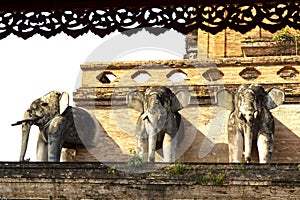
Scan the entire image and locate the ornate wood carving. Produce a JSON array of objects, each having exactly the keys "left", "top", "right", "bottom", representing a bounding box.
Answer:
[{"left": 0, "top": 1, "right": 299, "bottom": 39}]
